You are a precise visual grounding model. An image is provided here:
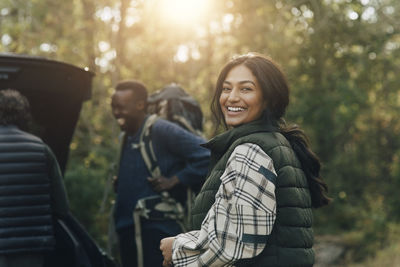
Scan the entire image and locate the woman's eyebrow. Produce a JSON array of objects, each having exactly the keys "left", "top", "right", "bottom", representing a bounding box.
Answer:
[{"left": 223, "top": 80, "right": 256, "bottom": 85}]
